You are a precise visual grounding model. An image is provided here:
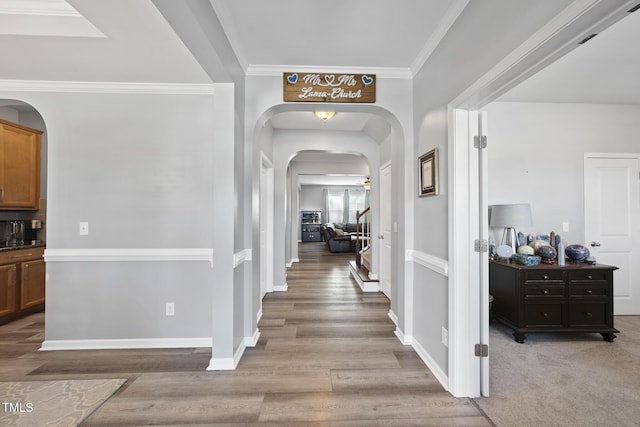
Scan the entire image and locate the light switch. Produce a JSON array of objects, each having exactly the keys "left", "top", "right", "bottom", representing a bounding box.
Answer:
[{"left": 79, "top": 222, "right": 89, "bottom": 235}]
